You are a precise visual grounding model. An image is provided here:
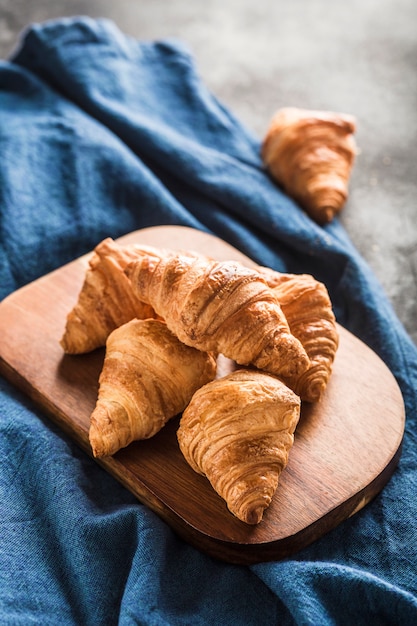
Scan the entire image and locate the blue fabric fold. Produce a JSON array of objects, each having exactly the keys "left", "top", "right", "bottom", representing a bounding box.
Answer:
[{"left": 1, "top": 16, "right": 416, "bottom": 625}]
